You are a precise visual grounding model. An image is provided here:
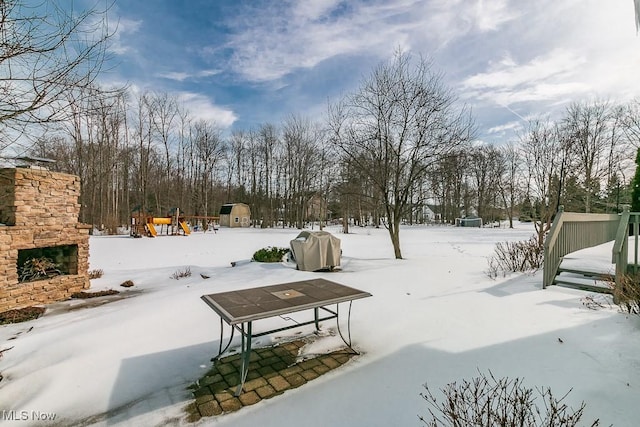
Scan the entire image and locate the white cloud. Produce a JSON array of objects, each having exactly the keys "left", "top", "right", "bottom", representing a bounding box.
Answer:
[
  {"left": 487, "top": 120, "right": 523, "bottom": 135},
  {"left": 104, "top": 0, "right": 640, "bottom": 144},
  {"left": 109, "top": 17, "right": 142, "bottom": 55},
  {"left": 468, "top": 81, "right": 591, "bottom": 108},
  {"left": 157, "top": 72, "right": 191, "bottom": 82},
  {"left": 198, "top": 69, "right": 222, "bottom": 78},
  {"left": 457, "top": 0, "right": 640, "bottom": 114},
  {"left": 291, "top": 0, "right": 343, "bottom": 21},
  {"left": 474, "top": 0, "right": 518, "bottom": 32},
  {"left": 421, "top": 0, "right": 518, "bottom": 46},
  {"left": 177, "top": 92, "right": 237, "bottom": 128},
  {"left": 156, "top": 69, "right": 222, "bottom": 82},
  {"left": 463, "top": 49, "right": 587, "bottom": 92},
  {"left": 218, "top": 0, "right": 516, "bottom": 83},
  {"left": 460, "top": 48, "right": 594, "bottom": 106},
  {"left": 221, "top": 1, "right": 397, "bottom": 82}
]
